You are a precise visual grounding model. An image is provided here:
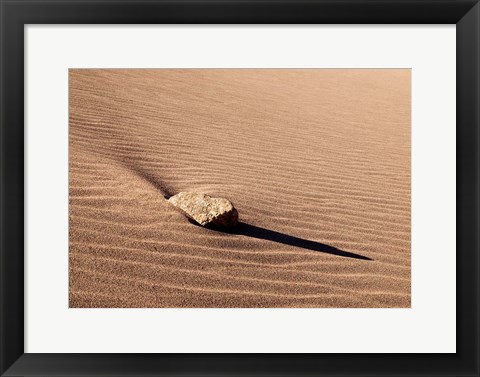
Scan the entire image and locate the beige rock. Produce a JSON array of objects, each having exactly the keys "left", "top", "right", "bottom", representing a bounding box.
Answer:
[{"left": 168, "top": 192, "right": 238, "bottom": 228}]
